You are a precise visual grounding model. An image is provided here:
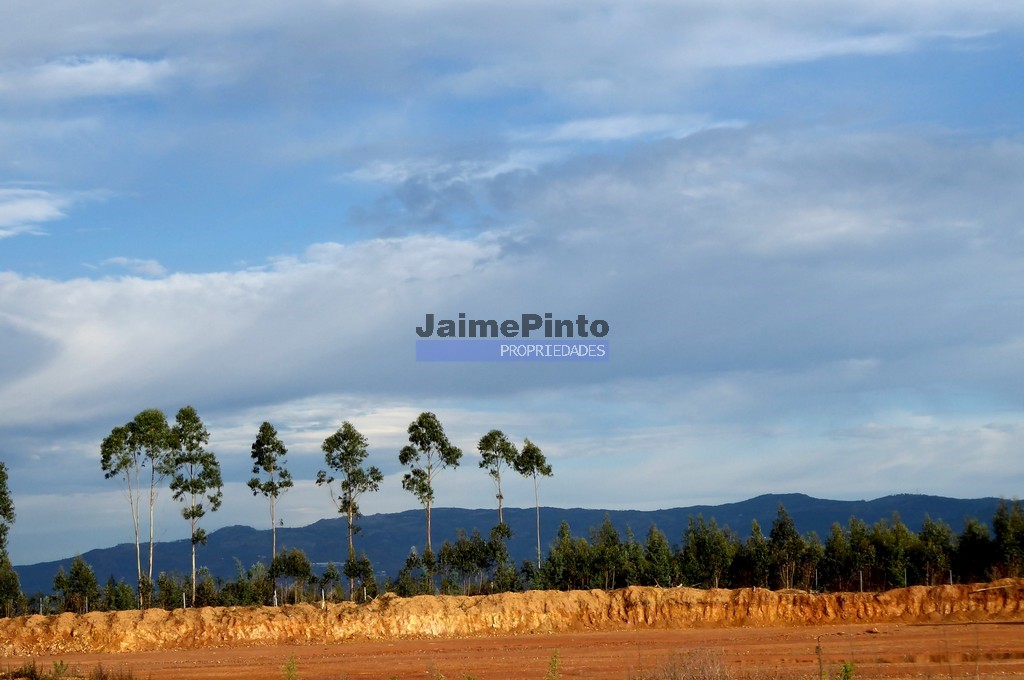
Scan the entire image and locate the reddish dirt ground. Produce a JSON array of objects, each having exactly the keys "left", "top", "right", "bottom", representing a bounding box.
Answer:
[{"left": 9, "top": 621, "right": 1024, "bottom": 680}]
